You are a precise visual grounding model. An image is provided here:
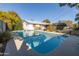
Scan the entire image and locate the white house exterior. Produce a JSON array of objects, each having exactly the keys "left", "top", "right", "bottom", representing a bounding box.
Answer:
[
  {"left": 22, "top": 20, "right": 35, "bottom": 37},
  {"left": 23, "top": 20, "right": 52, "bottom": 30}
]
